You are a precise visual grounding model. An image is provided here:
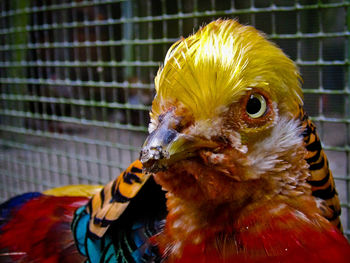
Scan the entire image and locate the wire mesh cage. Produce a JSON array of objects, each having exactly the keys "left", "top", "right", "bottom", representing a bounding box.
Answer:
[{"left": 0, "top": 0, "right": 349, "bottom": 238}]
